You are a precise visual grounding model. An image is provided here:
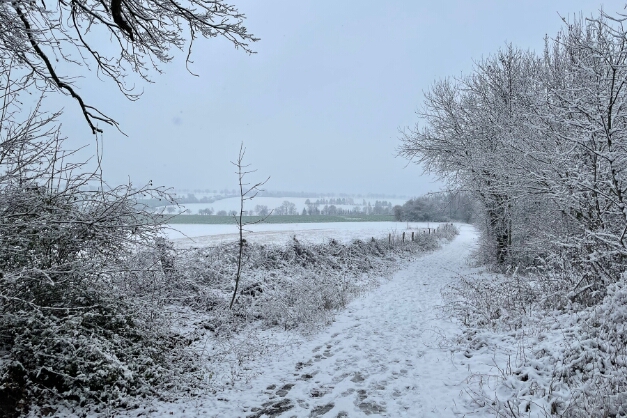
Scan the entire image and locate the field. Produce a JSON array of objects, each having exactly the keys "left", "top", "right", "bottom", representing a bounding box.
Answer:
[
  {"left": 164, "top": 214, "right": 396, "bottom": 224},
  {"left": 164, "top": 220, "right": 442, "bottom": 247}
]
